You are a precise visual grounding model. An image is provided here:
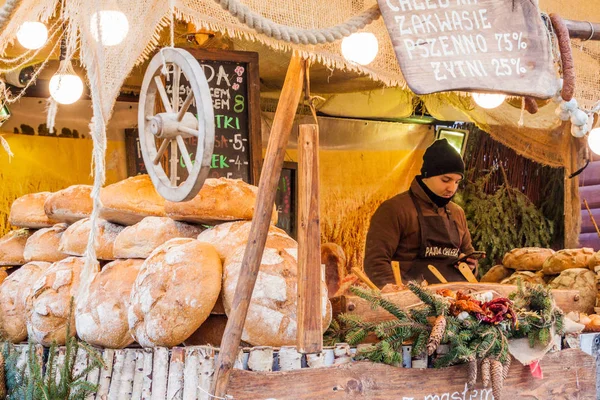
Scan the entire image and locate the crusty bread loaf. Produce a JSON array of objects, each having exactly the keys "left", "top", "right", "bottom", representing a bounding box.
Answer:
[
  {"left": 10, "top": 192, "right": 58, "bottom": 228},
  {"left": 0, "top": 229, "right": 32, "bottom": 266},
  {"left": 165, "top": 178, "right": 278, "bottom": 224},
  {"left": 0, "top": 261, "right": 50, "bottom": 342},
  {"left": 113, "top": 217, "right": 202, "bottom": 259},
  {"left": 197, "top": 221, "right": 288, "bottom": 260},
  {"left": 223, "top": 234, "right": 332, "bottom": 346},
  {"left": 128, "top": 238, "right": 222, "bottom": 347},
  {"left": 24, "top": 223, "right": 69, "bottom": 263},
  {"left": 44, "top": 185, "right": 93, "bottom": 223},
  {"left": 26, "top": 257, "right": 84, "bottom": 346},
  {"left": 588, "top": 251, "right": 600, "bottom": 270},
  {"left": 480, "top": 265, "right": 512, "bottom": 283},
  {"left": 99, "top": 175, "right": 166, "bottom": 225},
  {"left": 322, "top": 243, "right": 346, "bottom": 298},
  {"left": 549, "top": 268, "right": 597, "bottom": 314},
  {"left": 500, "top": 271, "right": 546, "bottom": 286},
  {"left": 59, "top": 218, "right": 124, "bottom": 260},
  {"left": 502, "top": 248, "right": 555, "bottom": 271},
  {"left": 542, "top": 248, "right": 596, "bottom": 275},
  {"left": 76, "top": 259, "right": 143, "bottom": 348}
]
